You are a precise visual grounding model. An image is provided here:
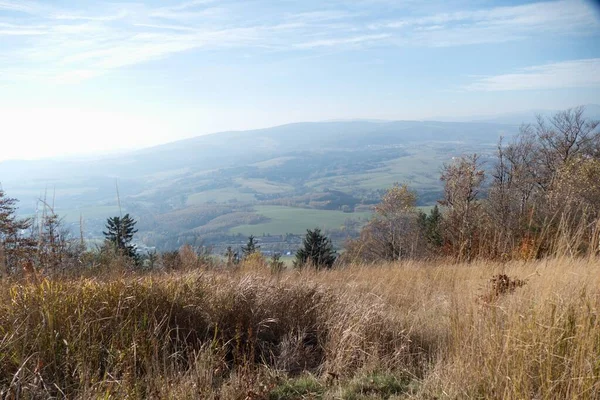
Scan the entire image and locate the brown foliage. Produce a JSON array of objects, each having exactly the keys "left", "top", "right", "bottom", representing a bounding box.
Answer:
[{"left": 344, "top": 184, "right": 425, "bottom": 263}]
